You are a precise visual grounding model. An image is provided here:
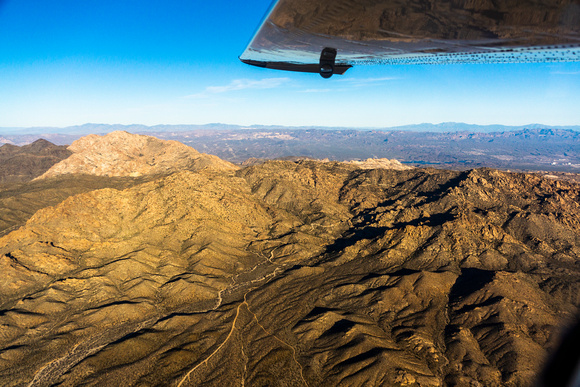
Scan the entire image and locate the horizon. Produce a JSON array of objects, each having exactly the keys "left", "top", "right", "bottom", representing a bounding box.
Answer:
[
  {"left": 2, "top": 122, "right": 580, "bottom": 144},
  {"left": 1, "top": 0, "right": 579, "bottom": 128},
  {"left": 3, "top": 121, "right": 580, "bottom": 131}
]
